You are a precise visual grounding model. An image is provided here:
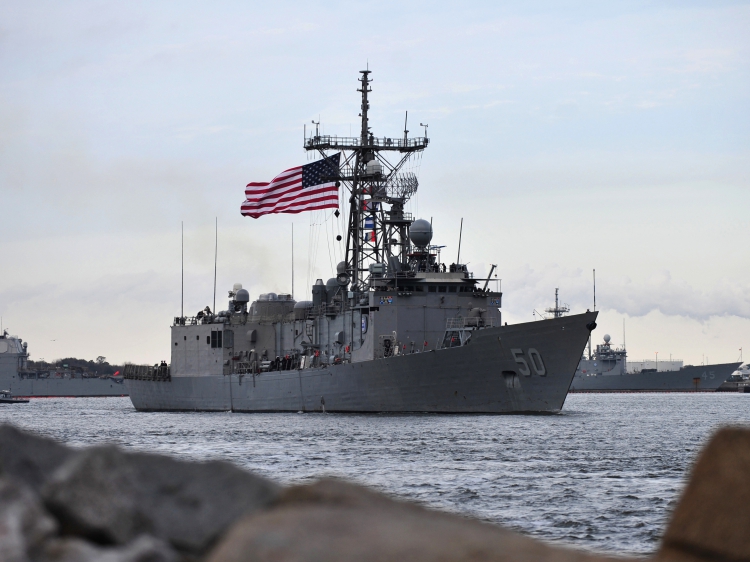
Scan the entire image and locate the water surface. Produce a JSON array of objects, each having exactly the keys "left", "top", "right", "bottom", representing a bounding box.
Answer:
[{"left": 2, "top": 393, "right": 748, "bottom": 555}]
